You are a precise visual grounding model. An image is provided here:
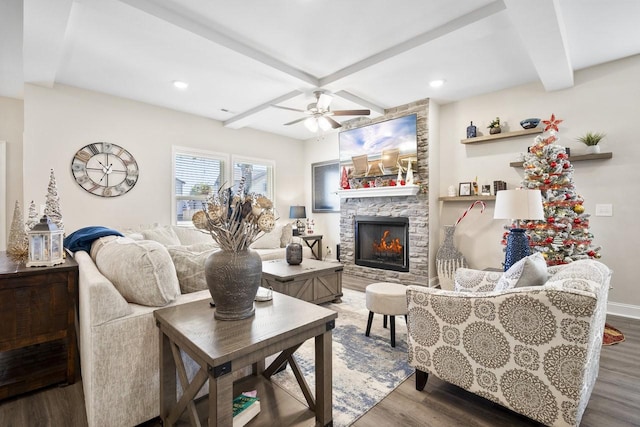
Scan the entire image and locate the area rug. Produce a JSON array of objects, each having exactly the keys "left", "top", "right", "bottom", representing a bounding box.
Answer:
[
  {"left": 271, "top": 288, "right": 413, "bottom": 426},
  {"left": 603, "top": 323, "right": 625, "bottom": 345}
]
